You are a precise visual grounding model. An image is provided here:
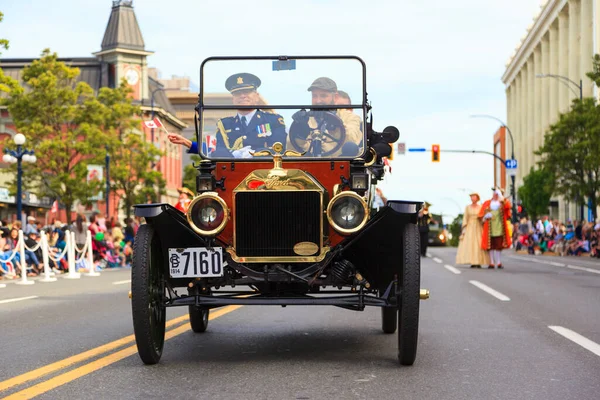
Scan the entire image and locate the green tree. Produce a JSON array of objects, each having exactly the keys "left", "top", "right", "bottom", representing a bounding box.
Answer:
[
  {"left": 517, "top": 167, "right": 554, "bottom": 220},
  {"left": 0, "top": 11, "right": 9, "bottom": 55},
  {"left": 448, "top": 214, "right": 463, "bottom": 247},
  {"left": 97, "top": 82, "right": 166, "bottom": 219},
  {"left": 110, "top": 132, "right": 165, "bottom": 219},
  {"left": 182, "top": 154, "right": 201, "bottom": 191},
  {"left": 0, "top": 49, "right": 116, "bottom": 224},
  {"left": 535, "top": 96, "right": 600, "bottom": 221}
]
